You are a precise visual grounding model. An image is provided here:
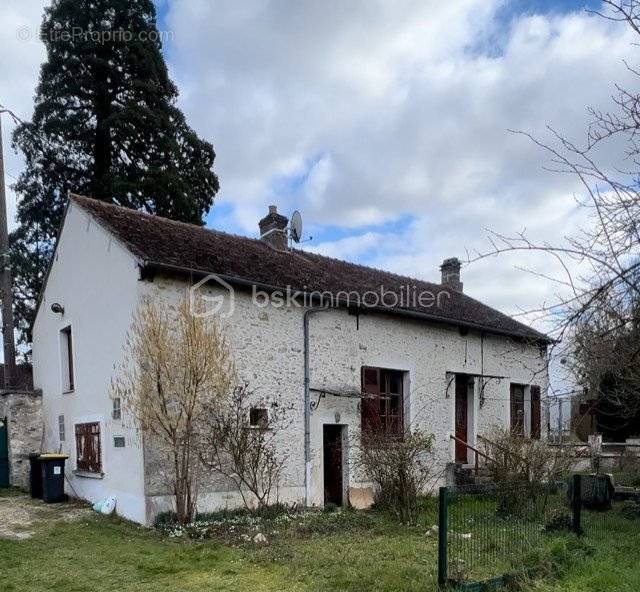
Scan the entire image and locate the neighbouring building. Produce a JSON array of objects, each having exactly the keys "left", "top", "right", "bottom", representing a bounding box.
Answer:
[{"left": 32, "top": 194, "right": 550, "bottom": 524}]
